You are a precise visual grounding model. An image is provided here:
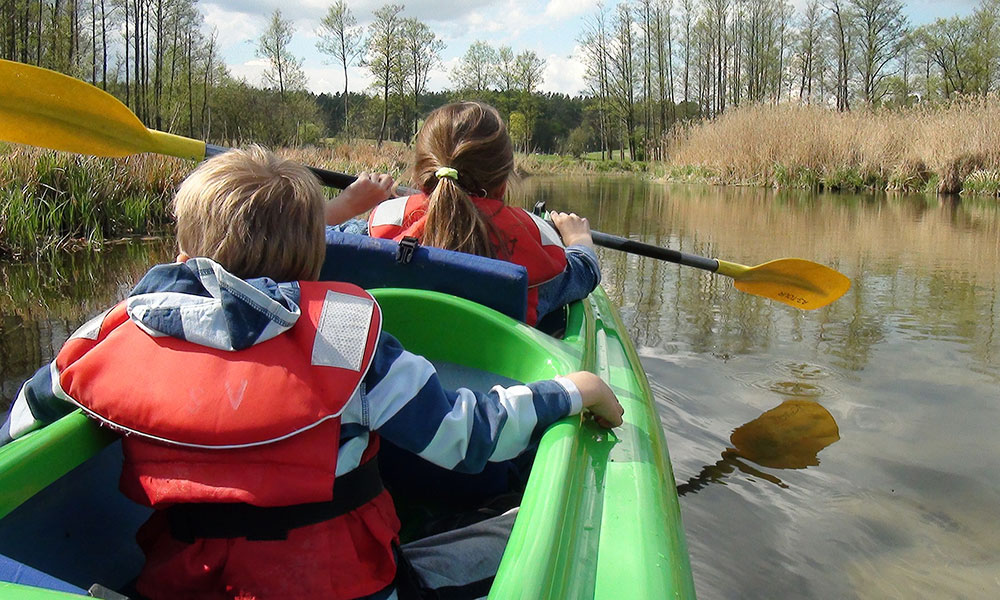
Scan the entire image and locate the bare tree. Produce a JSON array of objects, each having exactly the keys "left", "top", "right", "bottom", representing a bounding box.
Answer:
[
  {"left": 515, "top": 49, "right": 546, "bottom": 94},
  {"left": 850, "top": 0, "right": 907, "bottom": 105},
  {"left": 797, "top": 0, "right": 823, "bottom": 103},
  {"left": 827, "top": 0, "right": 853, "bottom": 111},
  {"left": 451, "top": 40, "right": 498, "bottom": 92},
  {"left": 317, "top": 0, "right": 364, "bottom": 135},
  {"left": 366, "top": 3, "right": 403, "bottom": 145},
  {"left": 400, "top": 17, "right": 443, "bottom": 137},
  {"left": 257, "top": 9, "right": 305, "bottom": 99}
]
